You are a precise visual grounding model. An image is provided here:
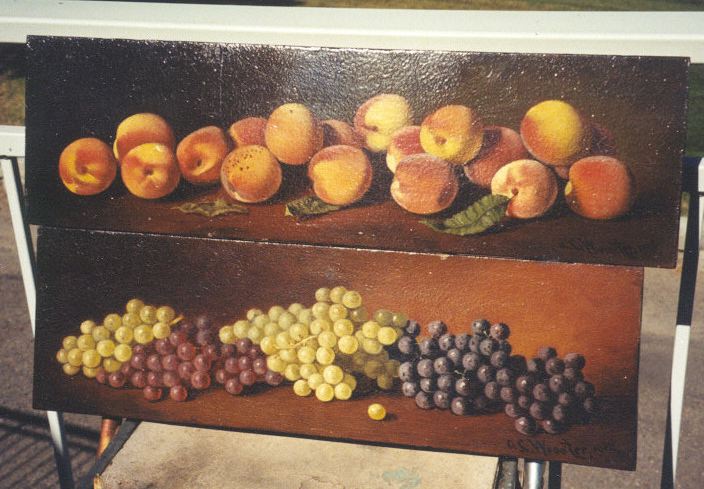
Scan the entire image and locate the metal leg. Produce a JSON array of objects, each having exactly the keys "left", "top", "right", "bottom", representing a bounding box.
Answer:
[
  {"left": 547, "top": 462, "right": 561, "bottom": 489},
  {"left": 1, "top": 156, "right": 75, "bottom": 489},
  {"left": 523, "top": 460, "right": 545, "bottom": 489}
]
